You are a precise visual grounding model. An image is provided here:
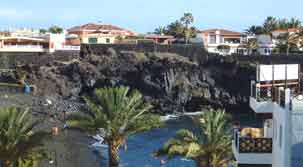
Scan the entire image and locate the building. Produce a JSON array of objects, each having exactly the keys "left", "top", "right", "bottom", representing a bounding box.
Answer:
[
  {"left": 67, "top": 23, "right": 137, "bottom": 44},
  {"left": 233, "top": 63, "right": 303, "bottom": 167},
  {"left": 0, "top": 26, "right": 81, "bottom": 52},
  {"left": 271, "top": 28, "right": 300, "bottom": 42},
  {"left": 249, "top": 28, "right": 302, "bottom": 56},
  {"left": 0, "top": 36, "right": 49, "bottom": 52},
  {"left": 198, "top": 29, "right": 247, "bottom": 55},
  {"left": 0, "top": 33, "right": 80, "bottom": 53},
  {"left": 144, "top": 34, "right": 174, "bottom": 44},
  {"left": 9, "top": 28, "right": 40, "bottom": 37},
  {"left": 255, "top": 34, "right": 275, "bottom": 55}
]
